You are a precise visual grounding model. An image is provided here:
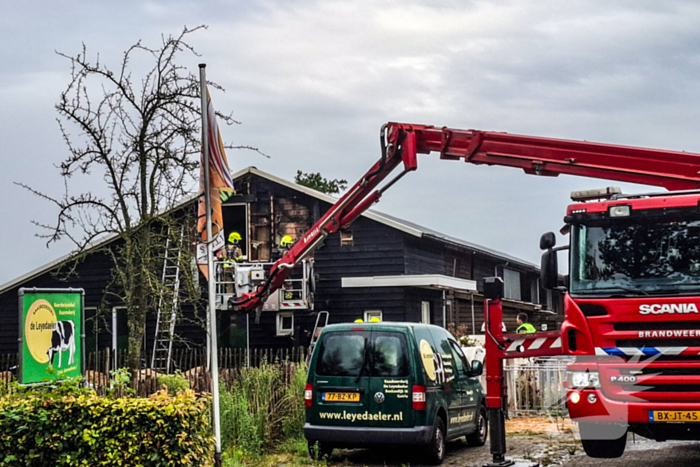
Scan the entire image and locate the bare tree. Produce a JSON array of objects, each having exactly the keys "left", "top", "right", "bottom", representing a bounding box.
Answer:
[{"left": 18, "top": 25, "right": 234, "bottom": 370}]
